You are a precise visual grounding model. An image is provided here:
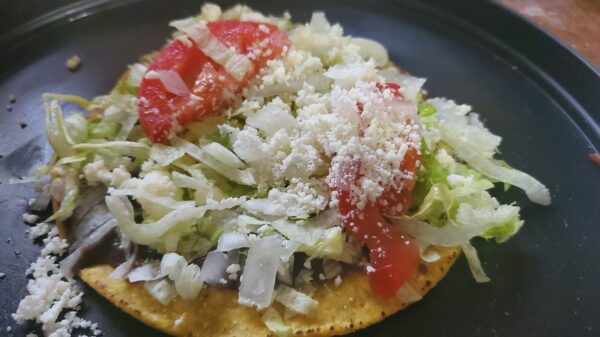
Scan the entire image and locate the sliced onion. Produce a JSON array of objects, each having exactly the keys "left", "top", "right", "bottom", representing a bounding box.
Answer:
[
  {"left": 277, "top": 240, "right": 300, "bottom": 285},
  {"left": 216, "top": 232, "right": 250, "bottom": 252},
  {"left": 396, "top": 283, "right": 422, "bottom": 303},
  {"left": 109, "top": 244, "right": 138, "bottom": 280},
  {"left": 202, "top": 142, "right": 246, "bottom": 169},
  {"left": 128, "top": 261, "right": 161, "bottom": 282},
  {"left": 59, "top": 219, "right": 117, "bottom": 278},
  {"left": 275, "top": 284, "right": 319, "bottom": 315},
  {"left": 150, "top": 143, "right": 185, "bottom": 166},
  {"left": 109, "top": 188, "right": 195, "bottom": 210},
  {"left": 160, "top": 252, "right": 187, "bottom": 280},
  {"left": 144, "top": 278, "right": 177, "bottom": 305},
  {"left": 238, "top": 235, "right": 283, "bottom": 309},
  {"left": 69, "top": 187, "right": 106, "bottom": 226},
  {"left": 148, "top": 70, "right": 190, "bottom": 96},
  {"left": 69, "top": 204, "right": 113, "bottom": 252},
  {"left": 172, "top": 137, "right": 256, "bottom": 186},
  {"left": 199, "top": 251, "right": 230, "bottom": 285},
  {"left": 174, "top": 264, "right": 203, "bottom": 299},
  {"left": 184, "top": 24, "right": 252, "bottom": 81}
]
